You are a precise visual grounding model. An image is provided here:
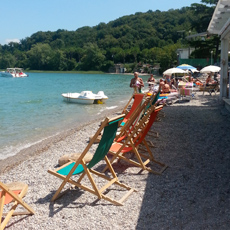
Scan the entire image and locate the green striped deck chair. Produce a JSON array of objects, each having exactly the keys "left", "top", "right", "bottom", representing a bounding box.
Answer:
[{"left": 48, "top": 114, "right": 136, "bottom": 206}]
